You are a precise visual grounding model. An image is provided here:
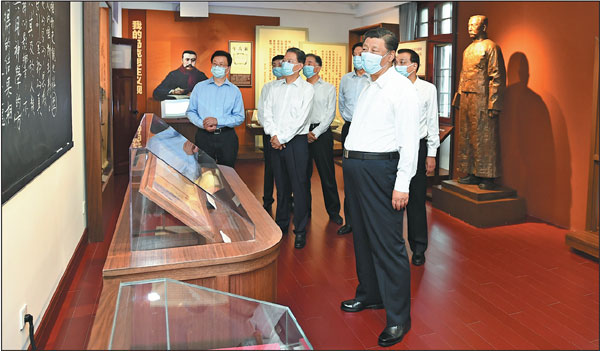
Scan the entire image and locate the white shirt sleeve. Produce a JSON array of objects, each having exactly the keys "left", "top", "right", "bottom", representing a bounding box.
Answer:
[
  {"left": 393, "top": 83, "right": 420, "bottom": 193},
  {"left": 262, "top": 83, "right": 276, "bottom": 137},
  {"left": 257, "top": 83, "right": 273, "bottom": 136},
  {"left": 312, "top": 84, "right": 336, "bottom": 138},
  {"left": 426, "top": 84, "right": 440, "bottom": 157}
]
